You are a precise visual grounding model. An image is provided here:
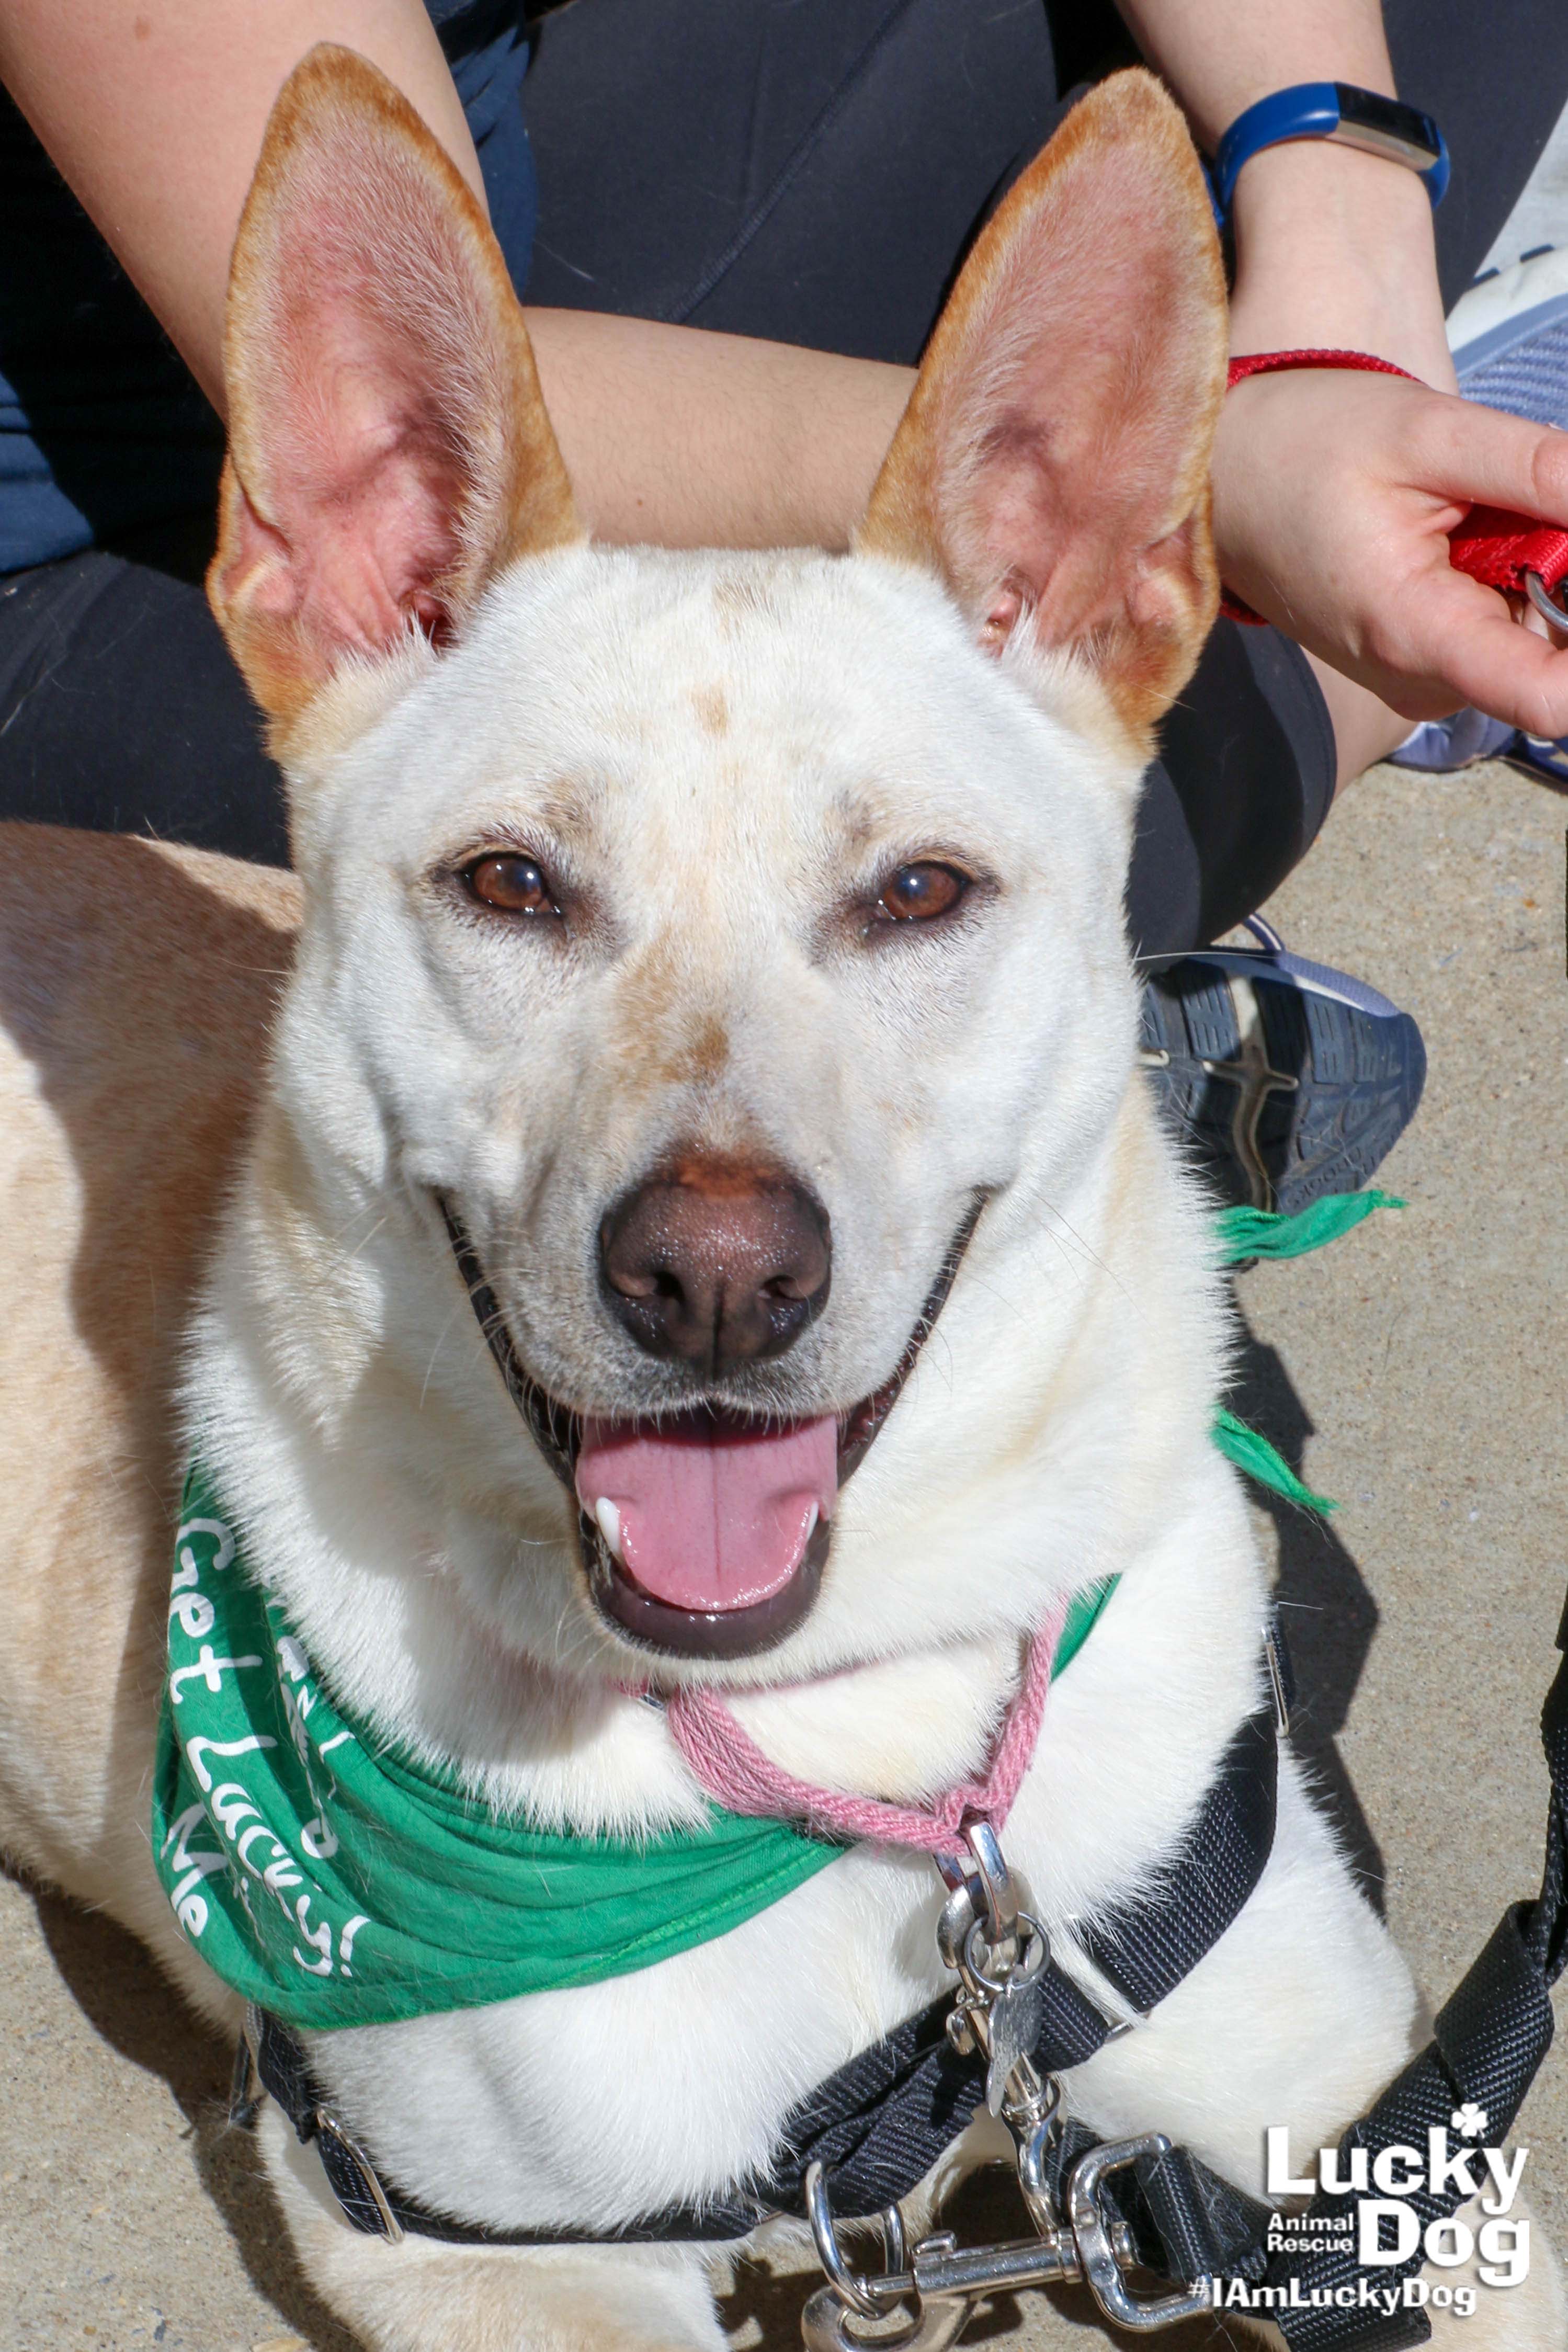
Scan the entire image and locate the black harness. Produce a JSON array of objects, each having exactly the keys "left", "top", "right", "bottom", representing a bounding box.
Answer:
[
  {"left": 234, "top": 1604, "right": 1568, "bottom": 2351},
  {"left": 238, "top": 1676, "right": 1282, "bottom": 2240}
]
